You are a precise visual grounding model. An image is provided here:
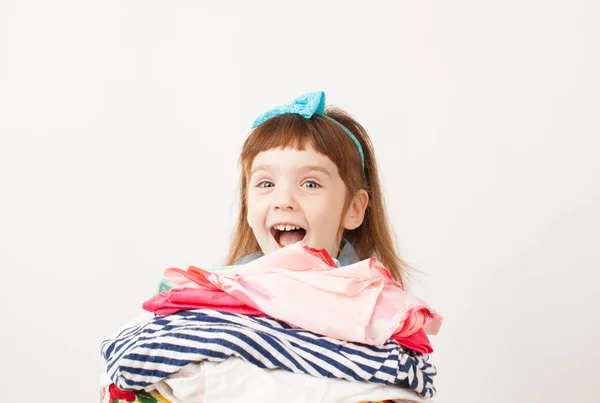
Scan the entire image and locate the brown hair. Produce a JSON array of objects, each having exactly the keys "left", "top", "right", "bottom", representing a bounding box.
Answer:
[{"left": 225, "top": 107, "right": 411, "bottom": 287}]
